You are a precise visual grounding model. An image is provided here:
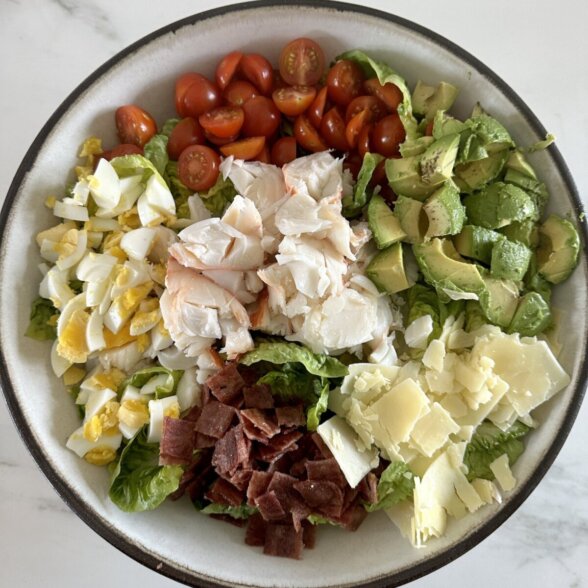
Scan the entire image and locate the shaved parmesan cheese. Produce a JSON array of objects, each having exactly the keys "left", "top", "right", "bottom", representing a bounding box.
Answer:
[
  {"left": 410, "top": 402, "right": 460, "bottom": 457},
  {"left": 405, "top": 315, "right": 434, "bottom": 349},
  {"left": 489, "top": 453, "right": 516, "bottom": 492},
  {"left": 422, "top": 339, "right": 445, "bottom": 372}
]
